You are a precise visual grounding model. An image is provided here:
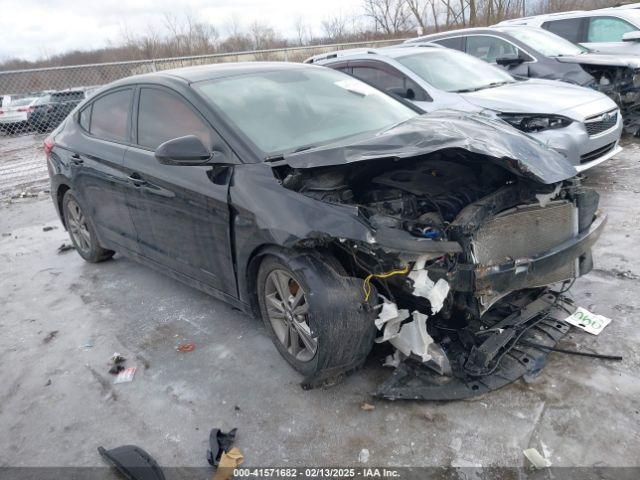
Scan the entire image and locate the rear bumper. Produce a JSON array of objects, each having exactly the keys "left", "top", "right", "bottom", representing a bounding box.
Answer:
[{"left": 475, "top": 211, "right": 606, "bottom": 294}]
